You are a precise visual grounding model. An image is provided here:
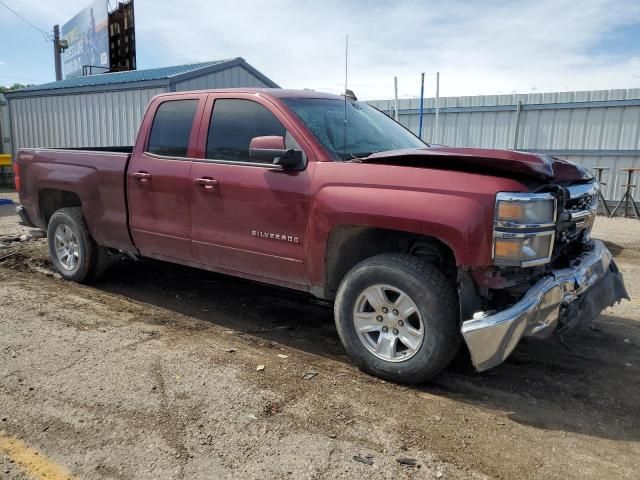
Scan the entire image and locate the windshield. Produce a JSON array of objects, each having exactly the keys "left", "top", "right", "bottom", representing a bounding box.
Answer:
[{"left": 282, "top": 98, "right": 426, "bottom": 160}]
